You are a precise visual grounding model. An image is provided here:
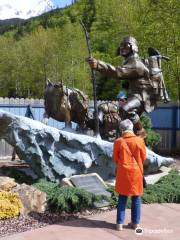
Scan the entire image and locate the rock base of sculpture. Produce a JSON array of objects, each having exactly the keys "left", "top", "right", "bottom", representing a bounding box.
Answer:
[{"left": 0, "top": 111, "right": 174, "bottom": 182}]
